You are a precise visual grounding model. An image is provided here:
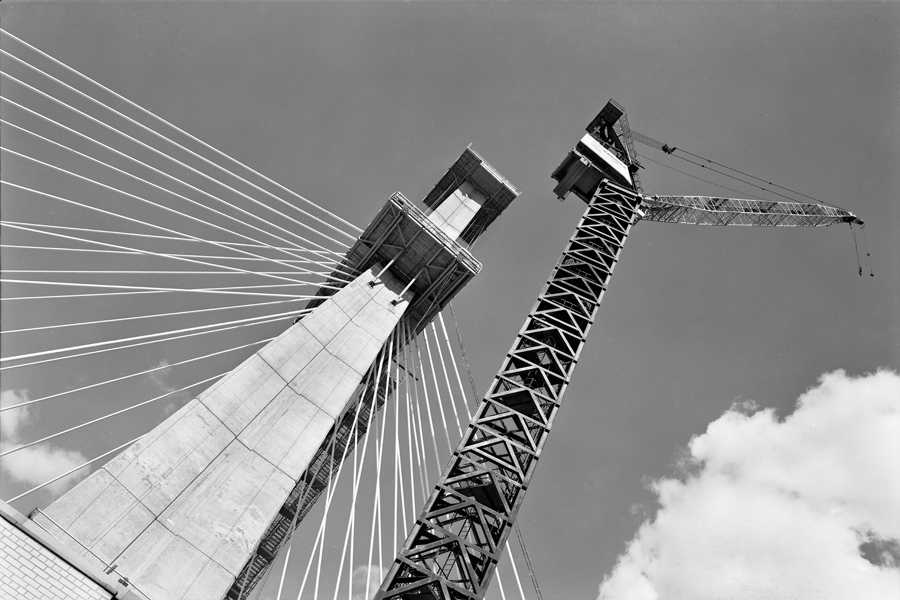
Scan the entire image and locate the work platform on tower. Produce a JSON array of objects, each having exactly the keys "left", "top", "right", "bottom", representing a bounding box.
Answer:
[
  {"left": 307, "top": 146, "right": 518, "bottom": 335},
  {"left": 30, "top": 147, "right": 519, "bottom": 600}
]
